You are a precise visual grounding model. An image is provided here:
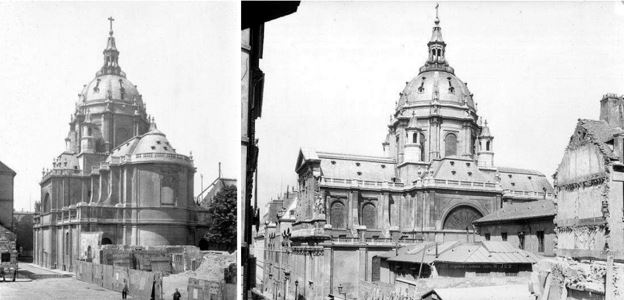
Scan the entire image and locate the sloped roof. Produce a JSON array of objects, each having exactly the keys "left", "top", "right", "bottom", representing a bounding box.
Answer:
[
  {"left": 382, "top": 241, "right": 537, "bottom": 265},
  {"left": 577, "top": 119, "right": 622, "bottom": 160},
  {"left": 473, "top": 199, "right": 555, "bottom": 224},
  {"left": 0, "top": 161, "right": 15, "bottom": 175},
  {"left": 295, "top": 148, "right": 321, "bottom": 173},
  {"left": 436, "top": 241, "right": 538, "bottom": 264},
  {"left": 385, "top": 241, "right": 460, "bottom": 264},
  {"left": 498, "top": 167, "right": 554, "bottom": 194},
  {"left": 316, "top": 151, "right": 396, "bottom": 182},
  {"left": 431, "top": 158, "right": 491, "bottom": 183}
]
